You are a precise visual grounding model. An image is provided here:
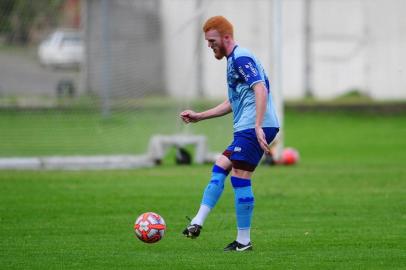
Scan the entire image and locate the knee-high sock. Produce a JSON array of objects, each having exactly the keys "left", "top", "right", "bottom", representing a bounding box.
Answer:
[
  {"left": 191, "top": 165, "right": 229, "bottom": 226},
  {"left": 231, "top": 176, "right": 254, "bottom": 244}
]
